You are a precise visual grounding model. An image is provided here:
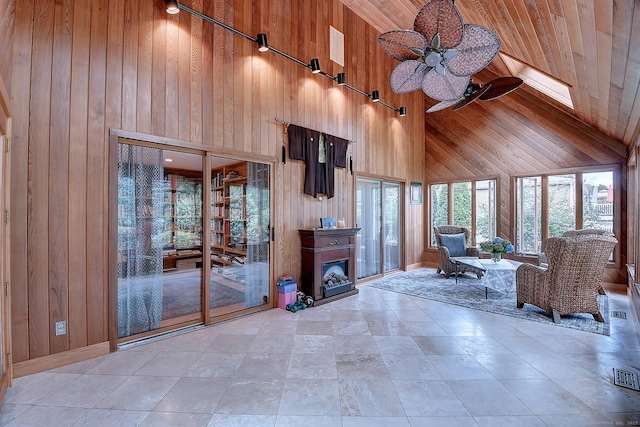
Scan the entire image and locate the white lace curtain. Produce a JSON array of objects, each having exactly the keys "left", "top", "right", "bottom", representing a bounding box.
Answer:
[{"left": 117, "top": 144, "right": 165, "bottom": 338}]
